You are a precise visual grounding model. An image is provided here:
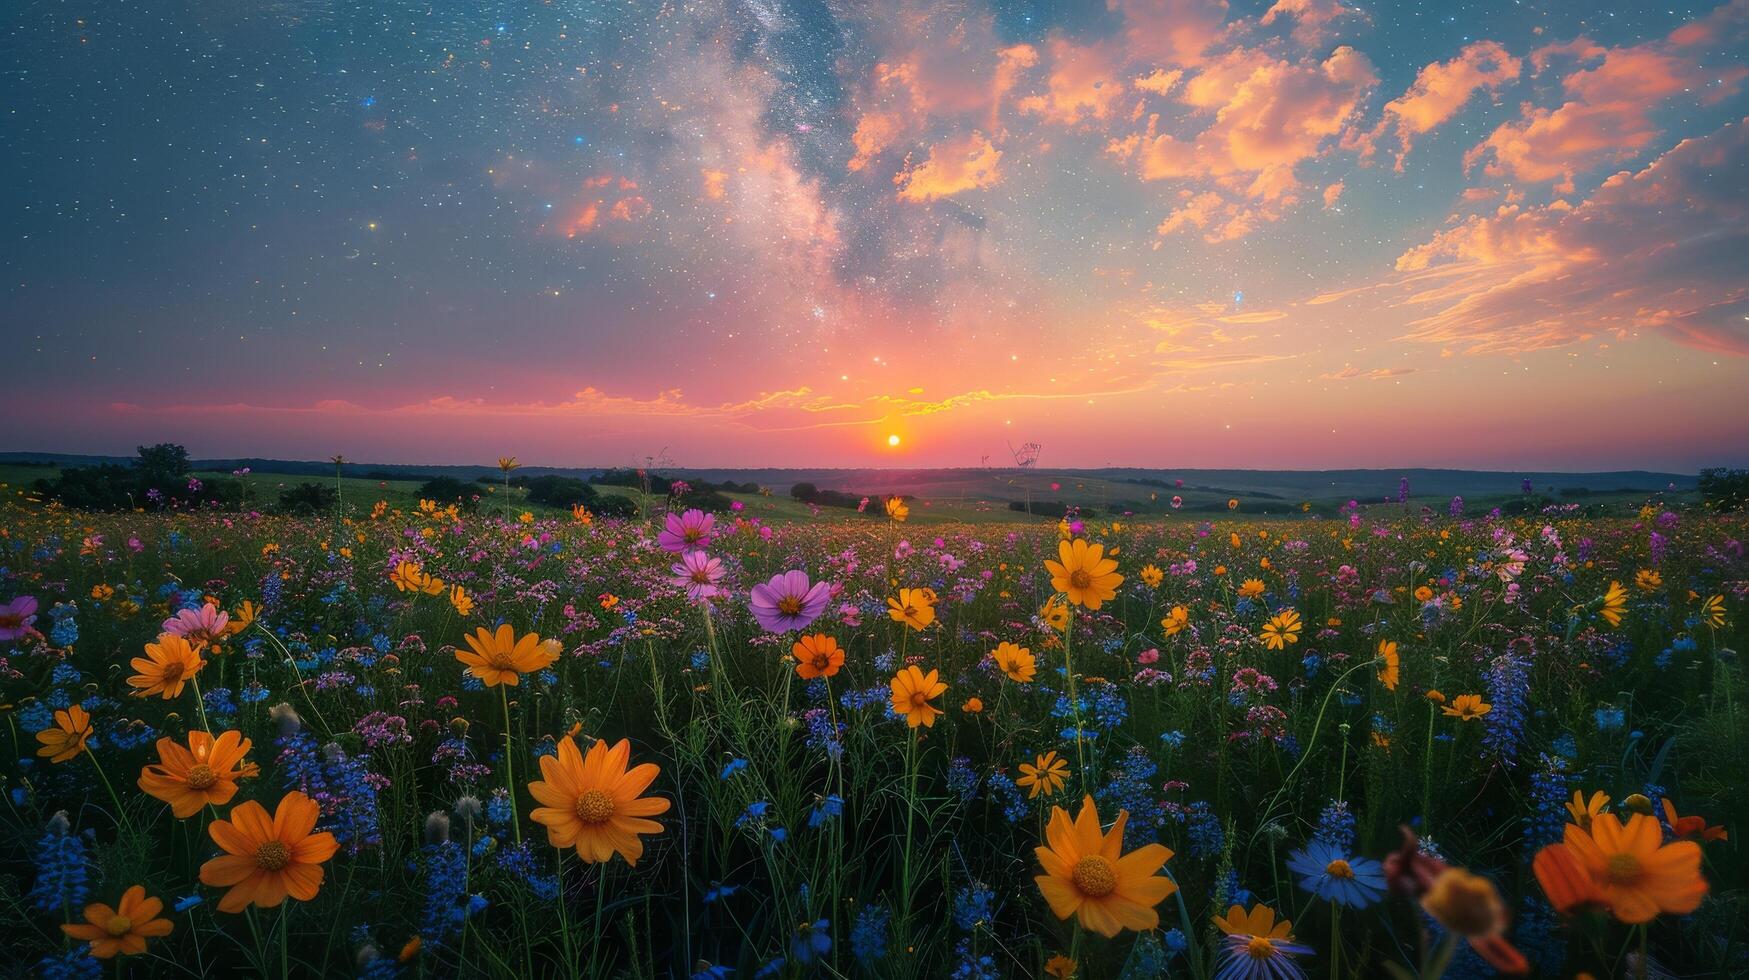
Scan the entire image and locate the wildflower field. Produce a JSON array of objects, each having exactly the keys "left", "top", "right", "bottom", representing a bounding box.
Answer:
[{"left": 2, "top": 489, "right": 1745, "bottom": 979}]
